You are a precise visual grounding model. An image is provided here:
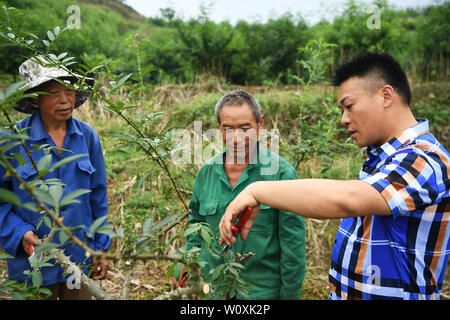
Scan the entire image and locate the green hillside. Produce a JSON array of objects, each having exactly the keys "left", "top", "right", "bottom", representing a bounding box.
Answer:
[
  {"left": 0, "top": 0, "right": 448, "bottom": 85},
  {"left": 76, "top": 0, "right": 146, "bottom": 22},
  {"left": 1, "top": 0, "right": 144, "bottom": 76}
]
